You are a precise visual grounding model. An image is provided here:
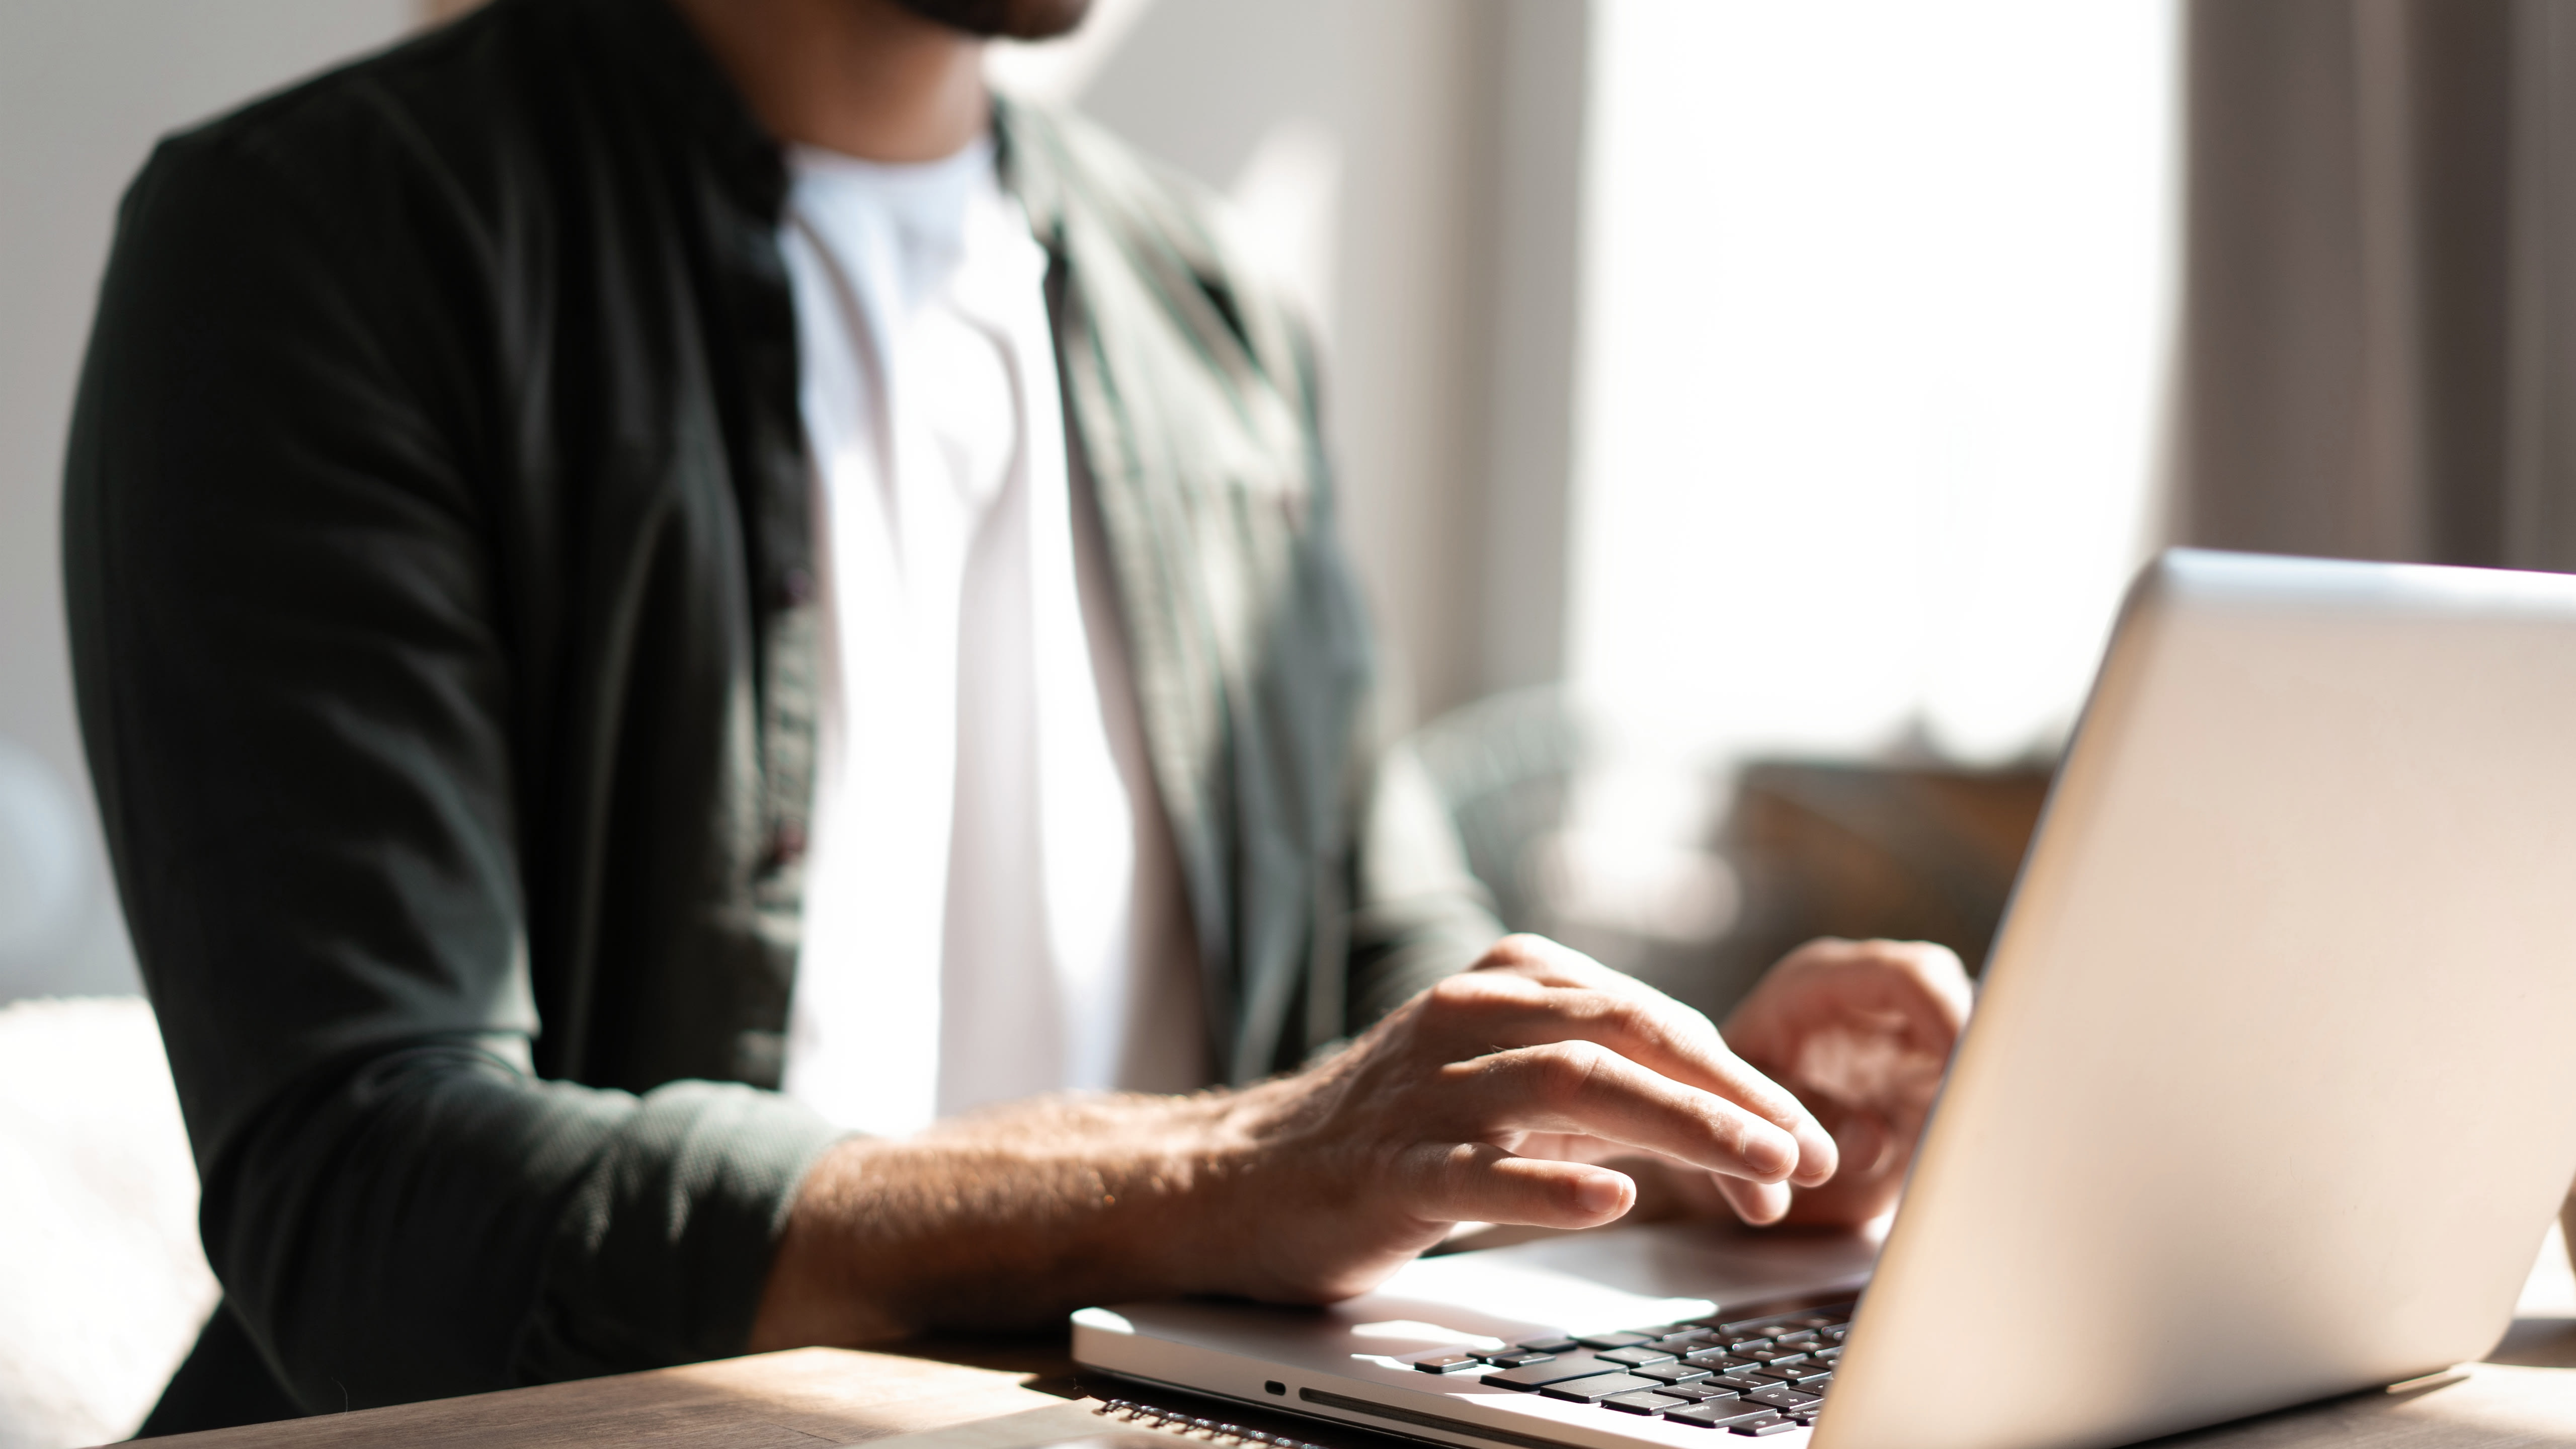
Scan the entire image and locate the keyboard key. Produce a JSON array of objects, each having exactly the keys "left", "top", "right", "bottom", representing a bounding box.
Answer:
[
  {"left": 1667, "top": 1401, "right": 1782, "bottom": 1429},
  {"left": 1737, "top": 1348, "right": 1809, "bottom": 1366},
  {"left": 1657, "top": 1330, "right": 1719, "bottom": 1348},
  {"left": 1518, "top": 1337, "right": 1581, "bottom": 1354},
  {"left": 1703, "top": 1373, "right": 1773, "bottom": 1394},
  {"left": 1768, "top": 1329, "right": 1817, "bottom": 1346},
  {"left": 1481, "top": 1357, "right": 1611, "bottom": 1390},
  {"left": 1719, "top": 1306, "right": 1852, "bottom": 1337},
  {"left": 1684, "top": 1349, "right": 1759, "bottom": 1369},
  {"left": 1574, "top": 1331, "right": 1654, "bottom": 1349},
  {"left": 1601, "top": 1391, "right": 1688, "bottom": 1416},
  {"left": 1732, "top": 1415, "right": 1797, "bottom": 1435},
  {"left": 1411, "top": 1352, "right": 1483, "bottom": 1374},
  {"left": 1754, "top": 1365, "right": 1831, "bottom": 1388},
  {"left": 1746, "top": 1386, "right": 1821, "bottom": 1412},
  {"left": 1481, "top": 1352, "right": 1557, "bottom": 1369},
  {"left": 1809, "top": 1345, "right": 1842, "bottom": 1362},
  {"left": 1596, "top": 1346, "right": 1678, "bottom": 1368},
  {"left": 1539, "top": 1373, "right": 1668, "bottom": 1403},
  {"left": 1635, "top": 1363, "right": 1713, "bottom": 1386},
  {"left": 1658, "top": 1384, "right": 1736, "bottom": 1403}
]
